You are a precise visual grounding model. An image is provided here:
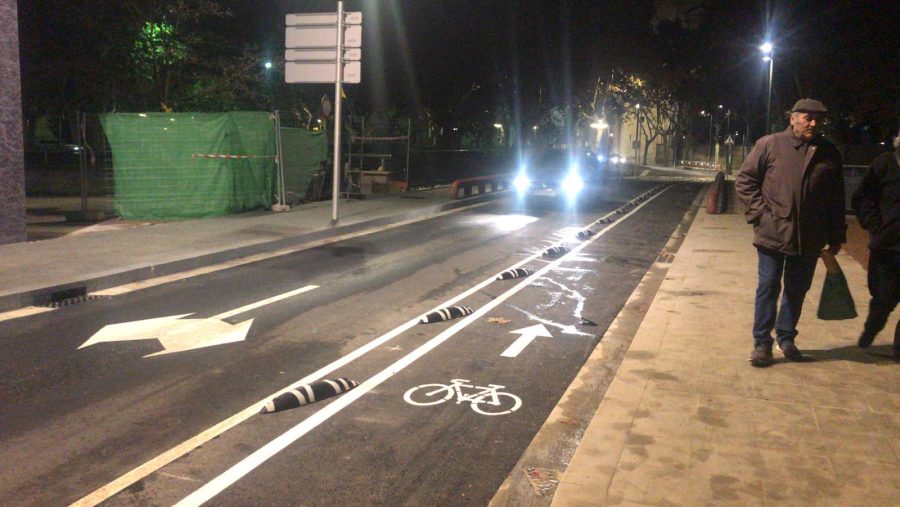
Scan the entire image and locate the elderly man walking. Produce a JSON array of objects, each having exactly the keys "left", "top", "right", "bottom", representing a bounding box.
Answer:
[
  {"left": 852, "top": 127, "right": 900, "bottom": 360},
  {"left": 736, "top": 99, "right": 847, "bottom": 367}
]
